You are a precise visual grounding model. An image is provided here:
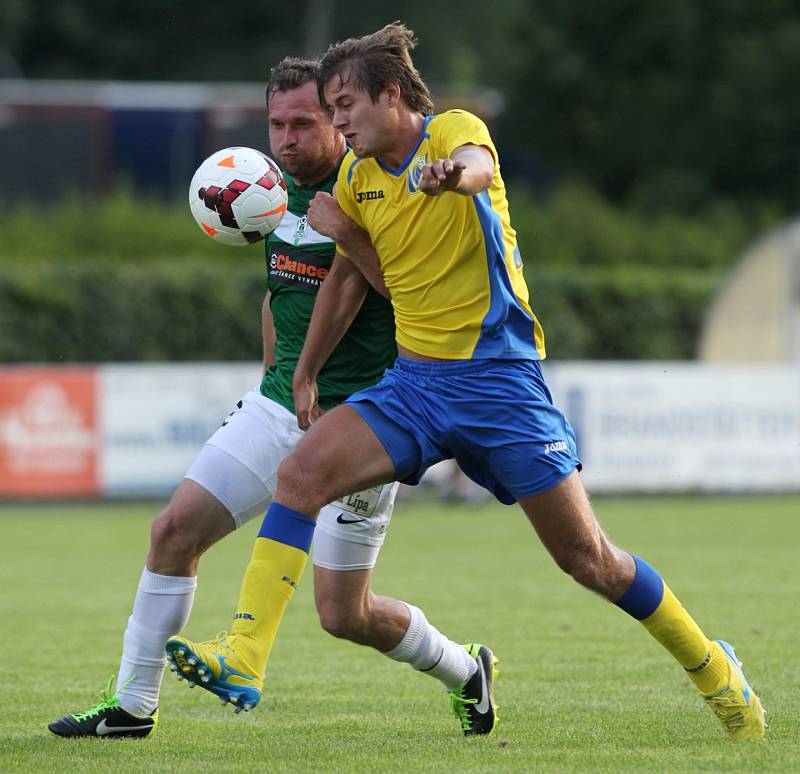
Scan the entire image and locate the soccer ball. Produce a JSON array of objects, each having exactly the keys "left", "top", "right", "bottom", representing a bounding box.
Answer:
[{"left": 189, "top": 147, "right": 288, "bottom": 246}]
